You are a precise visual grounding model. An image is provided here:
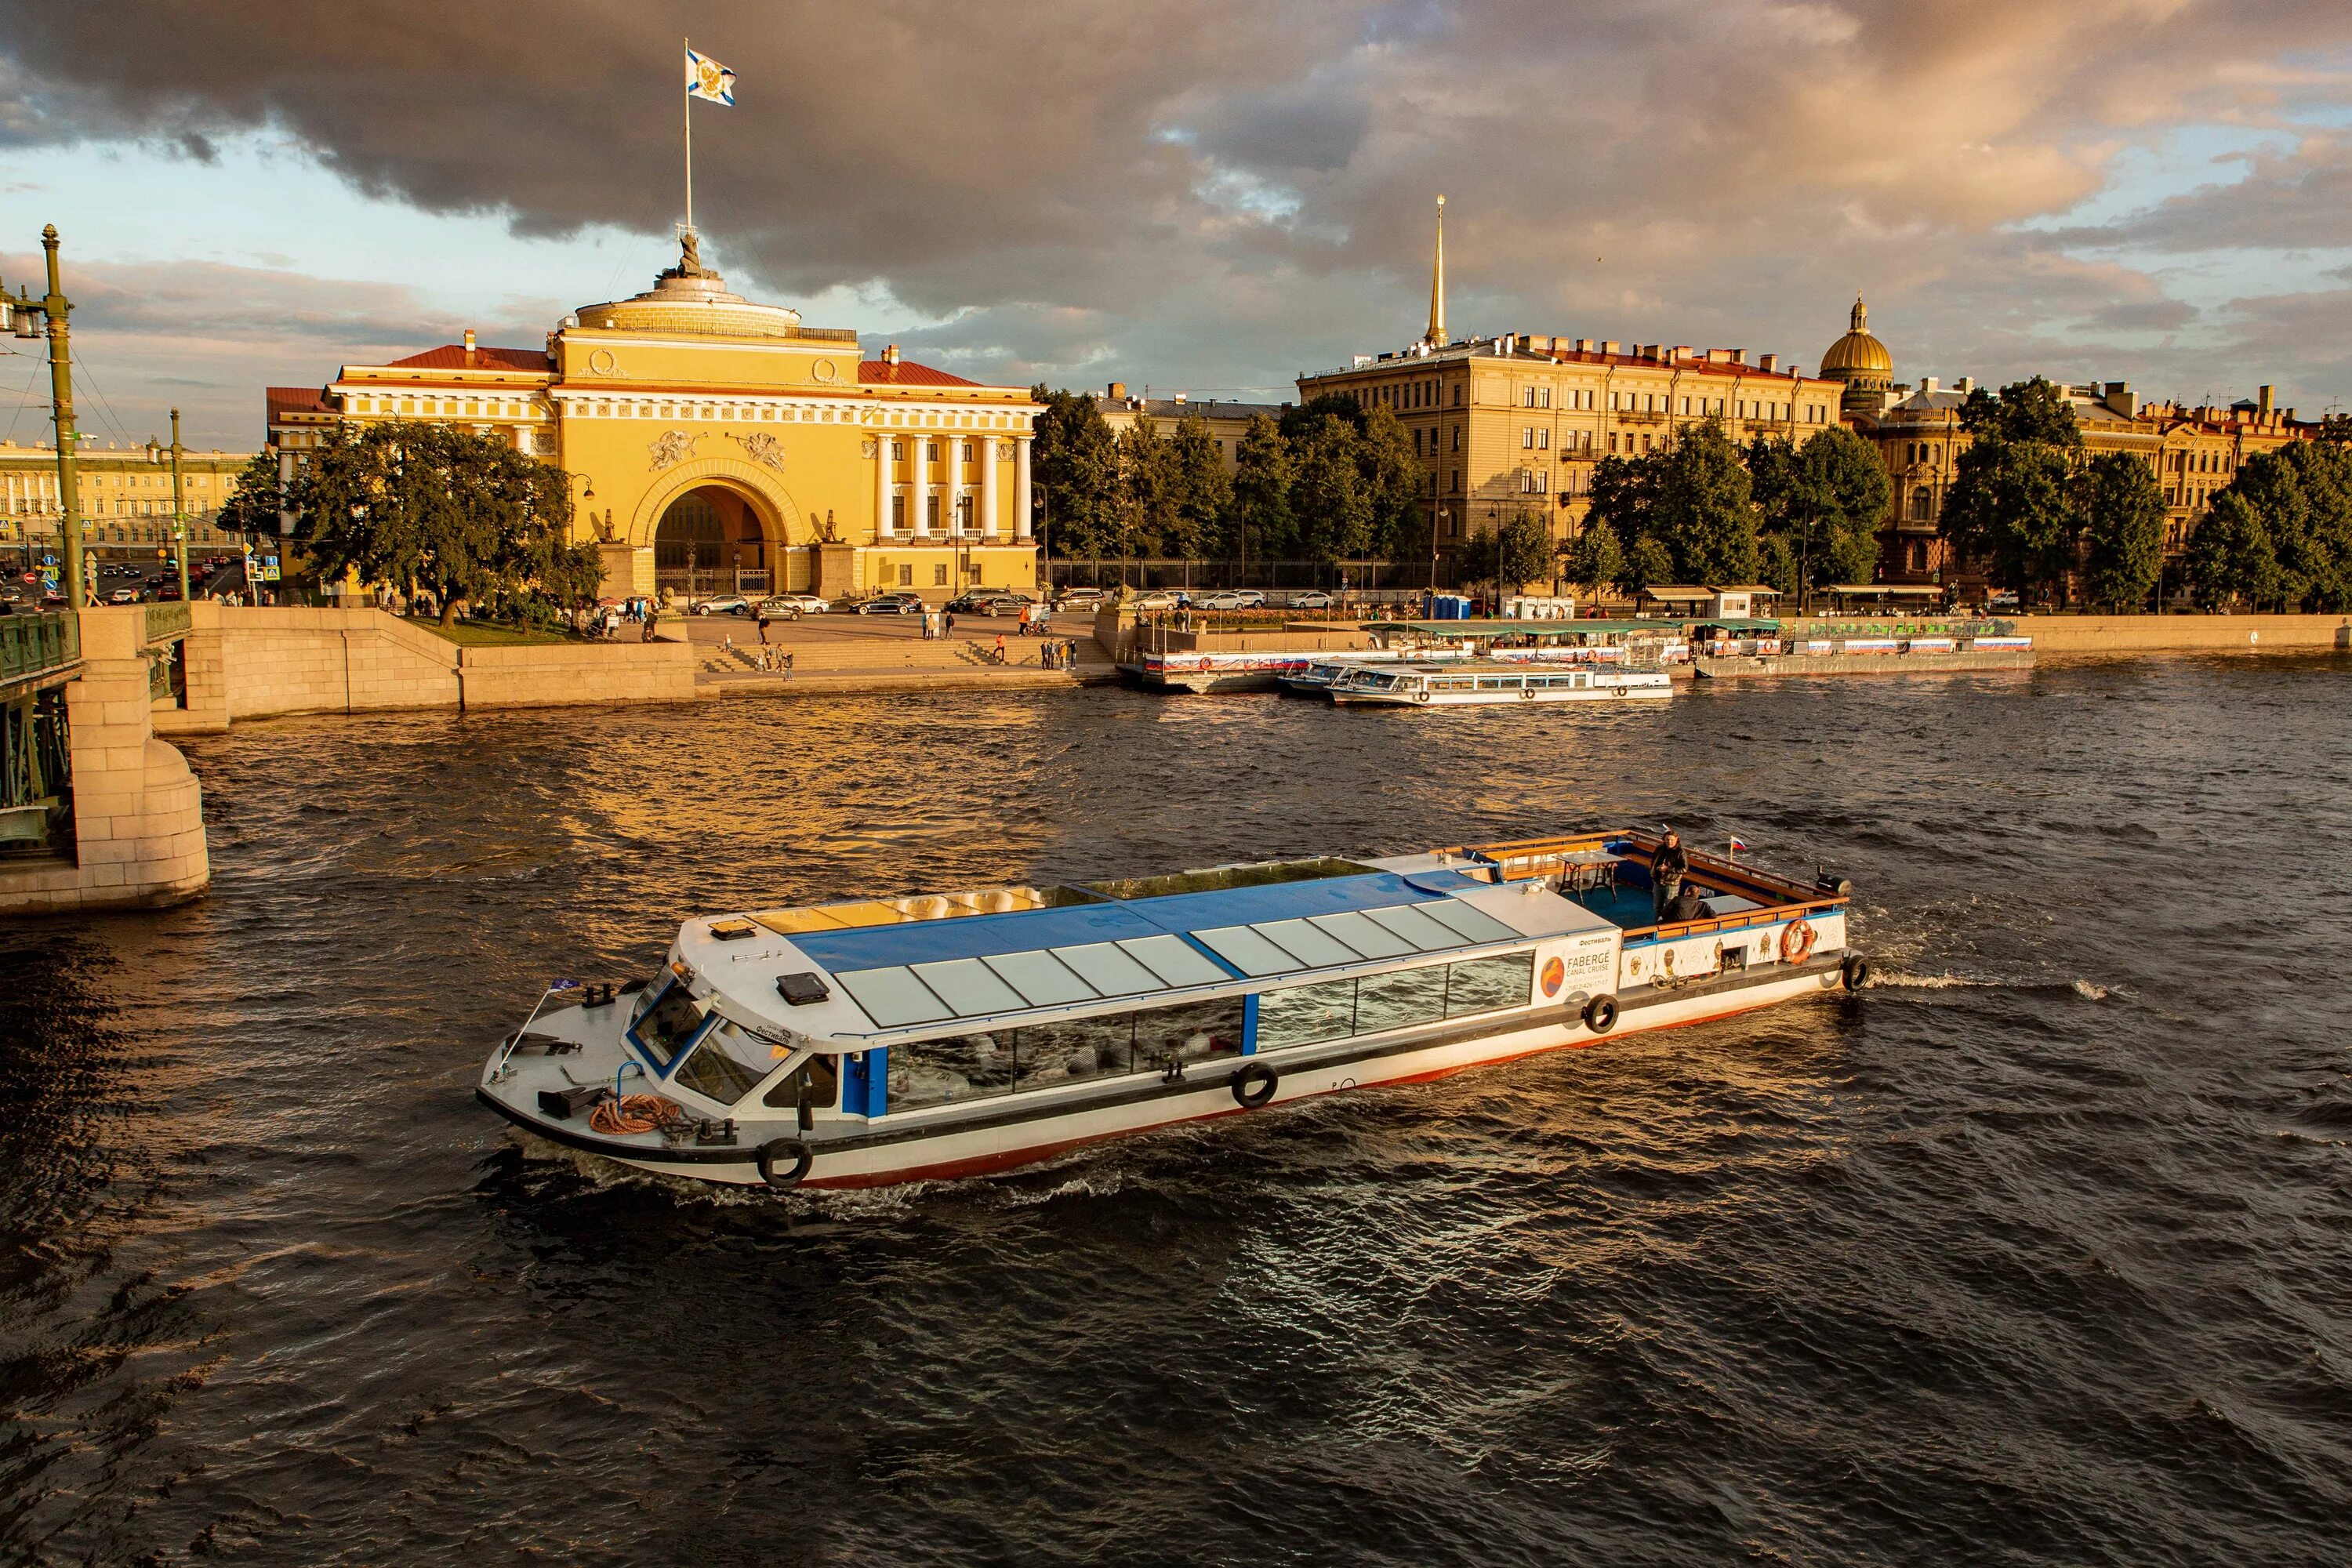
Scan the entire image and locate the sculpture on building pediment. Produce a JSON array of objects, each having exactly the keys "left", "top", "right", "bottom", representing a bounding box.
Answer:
[
  {"left": 996, "top": 439, "right": 1017, "bottom": 460},
  {"left": 733, "top": 430, "right": 786, "bottom": 471},
  {"left": 648, "top": 429, "right": 699, "bottom": 470},
  {"left": 861, "top": 437, "right": 879, "bottom": 459}
]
